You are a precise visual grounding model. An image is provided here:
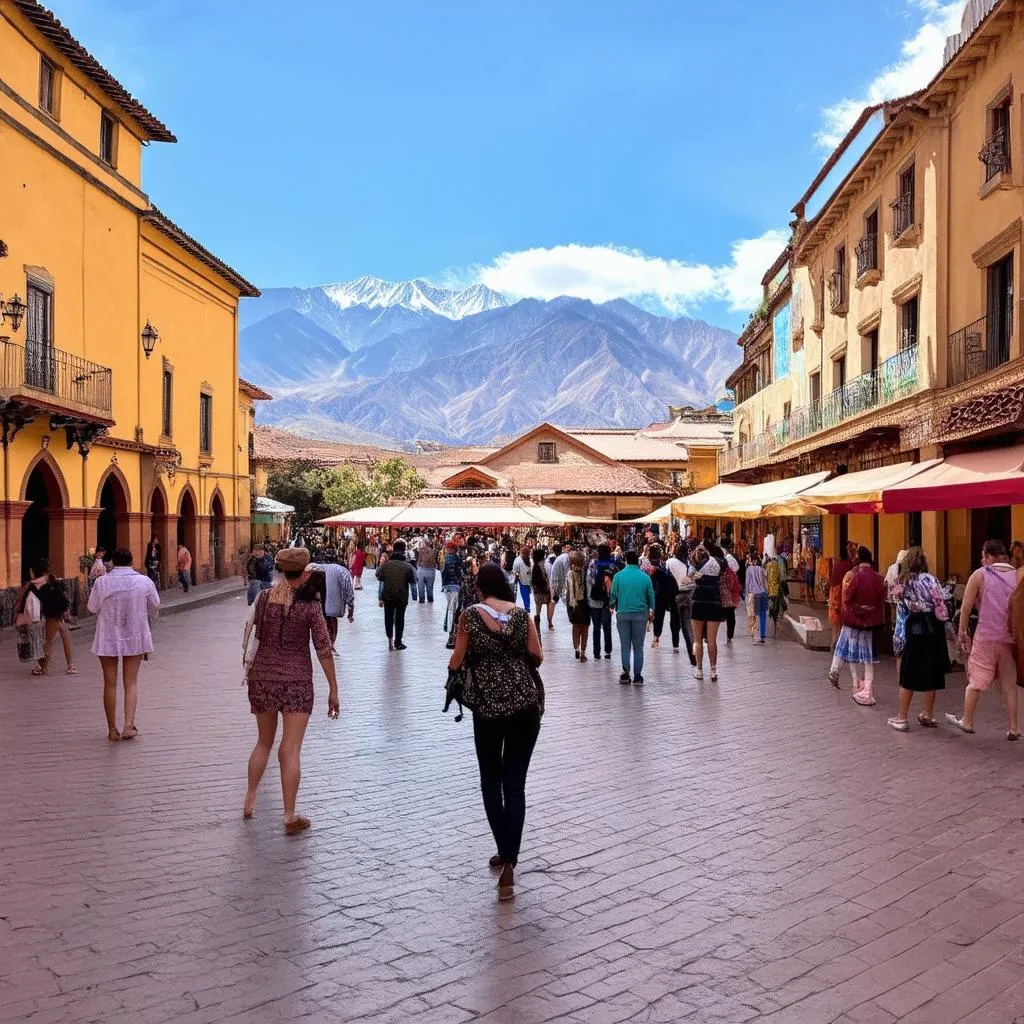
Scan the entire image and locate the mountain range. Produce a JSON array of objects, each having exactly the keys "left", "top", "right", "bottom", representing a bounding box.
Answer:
[{"left": 238, "top": 276, "right": 738, "bottom": 446}]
